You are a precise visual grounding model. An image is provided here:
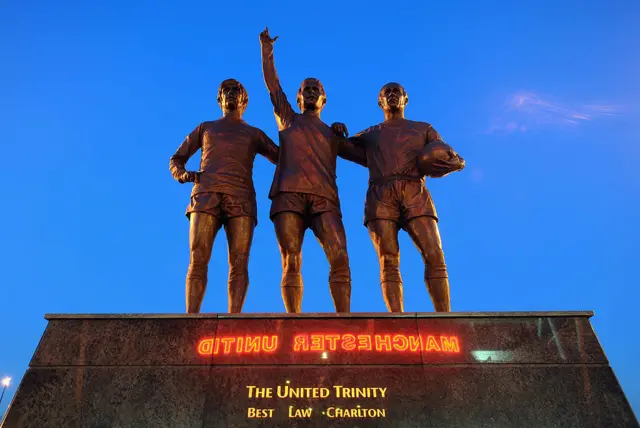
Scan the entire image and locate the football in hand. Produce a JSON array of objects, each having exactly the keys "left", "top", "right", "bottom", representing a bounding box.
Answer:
[{"left": 417, "top": 142, "right": 465, "bottom": 178}]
